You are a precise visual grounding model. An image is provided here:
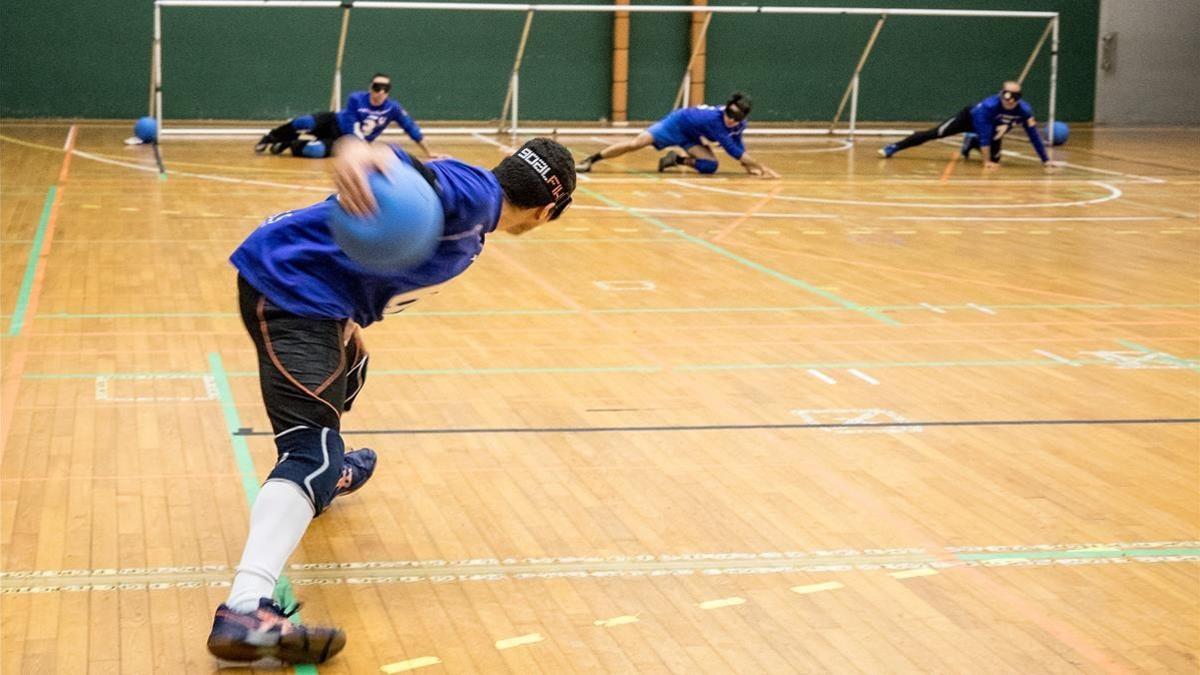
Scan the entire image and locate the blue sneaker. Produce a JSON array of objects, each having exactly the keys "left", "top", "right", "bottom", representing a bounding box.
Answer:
[
  {"left": 334, "top": 447, "right": 377, "bottom": 497},
  {"left": 878, "top": 143, "right": 898, "bottom": 158},
  {"left": 961, "top": 133, "right": 979, "bottom": 159},
  {"left": 207, "top": 598, "right": 345, "bottom": 664}
]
